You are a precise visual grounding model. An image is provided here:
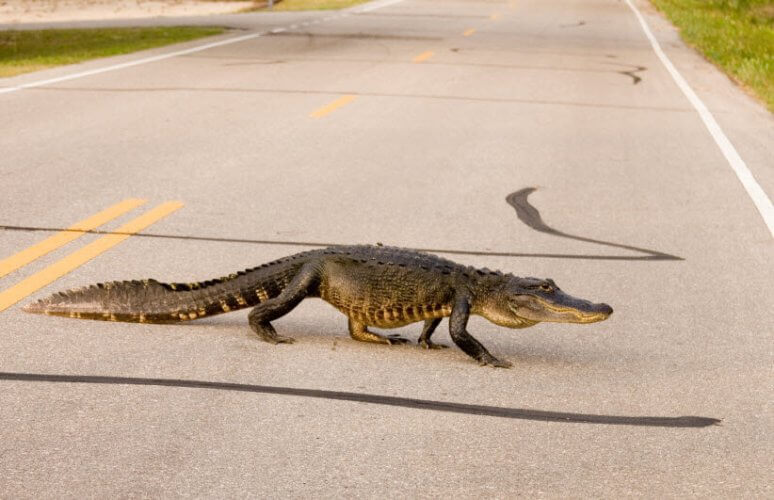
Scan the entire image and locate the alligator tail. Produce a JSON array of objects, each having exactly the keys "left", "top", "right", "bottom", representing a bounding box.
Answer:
[{"left": 22, "top": 276, "right": 266, "bottom": 324}]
